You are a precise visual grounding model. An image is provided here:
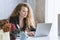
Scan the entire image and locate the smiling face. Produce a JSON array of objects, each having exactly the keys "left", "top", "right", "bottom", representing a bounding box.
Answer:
[{"left": 19, "top": 6, "right": 28, "bottom": 18}]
